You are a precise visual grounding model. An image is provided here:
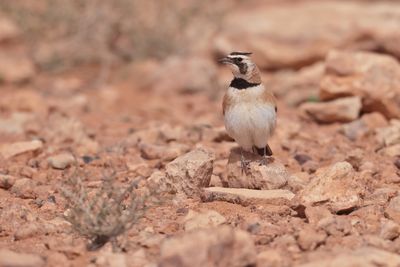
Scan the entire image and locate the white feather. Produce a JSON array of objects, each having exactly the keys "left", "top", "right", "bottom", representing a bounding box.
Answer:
[{"left": 224, "top": 85, "right": 276, "bottom": 152}]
